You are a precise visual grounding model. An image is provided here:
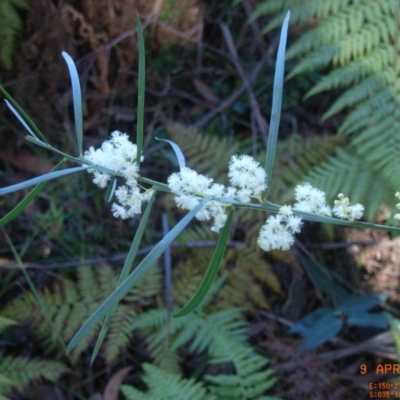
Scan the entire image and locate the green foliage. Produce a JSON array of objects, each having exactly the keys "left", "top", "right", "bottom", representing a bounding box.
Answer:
[
  {"left": 127, "top": 303, "right": 281, "bottom": 399},
  {"left": 289, "top": 257, "right": 389, "bottom": 348},
  {"left": 0, "top": 0, "right": 28, "bottom": 70},
  {"left": 122, "top": 363, "right": 215, "bottom": 400},
  {"left": 2, "top": 264, "right": 162, "bottom": 362},
  {"left": 0, "top": 316, "right": 16, "bottom": 332},
  {"left": 206, "top": 344, "right": 278, "bottom": 399},
  {"left": 253, "top": 0, "right": 400, "bottom": 219},
  {"left": 163, "top": 125, "right": 353, "bottom": 314},
  {"left": 171, "top": 224, "right": 280, "bottom": 312},
  {"left": 0, "top": 355, "right": 68, "bottom": 397},
  {"left": 306, "top": 148, "right": 394, "bottom": 221},
  {"left": 163, "top": 123, "right": 285, "bottom": 310}
]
